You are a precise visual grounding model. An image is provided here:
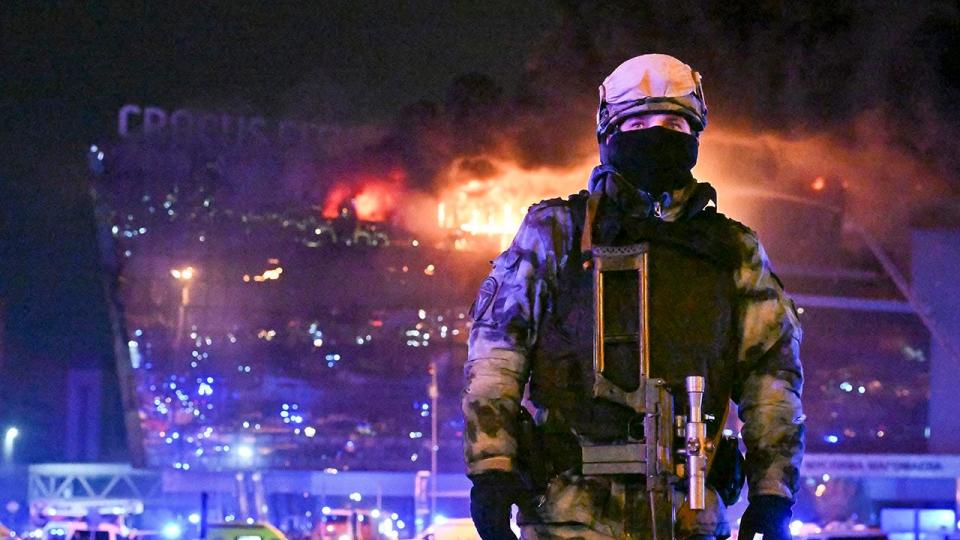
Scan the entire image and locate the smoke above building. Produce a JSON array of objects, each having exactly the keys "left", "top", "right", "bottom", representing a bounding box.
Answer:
[
  {"left": 263, "top": 1, "right": 957, "bottom": 255},
  {"left": 102, "top": 1, "right": 959, "bottom": 256}
]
